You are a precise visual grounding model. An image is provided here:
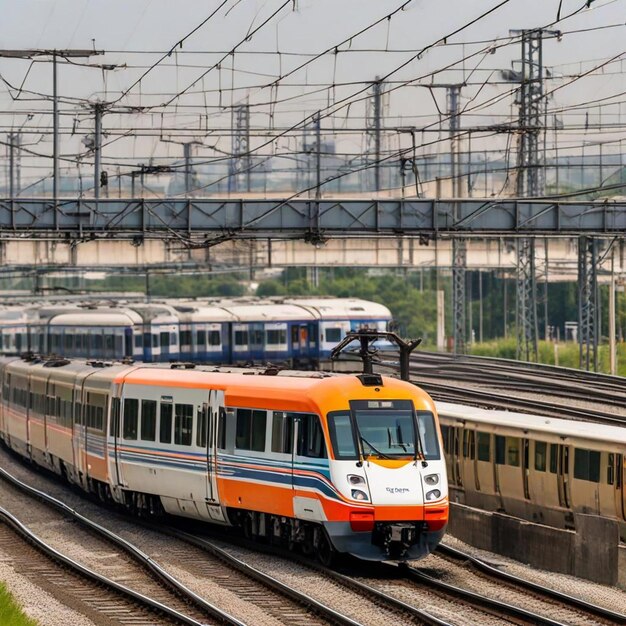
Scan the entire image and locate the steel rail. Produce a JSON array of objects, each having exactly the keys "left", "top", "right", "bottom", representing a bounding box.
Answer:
[
  {"left": 0, "top": 506, "right": 209, "bottom": 626},
  {"left": 437, "top": 542, "right": 626, "bottom": 623},
  {"left": 0, "top": 466, "right": 245, "bottom": 626}
]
